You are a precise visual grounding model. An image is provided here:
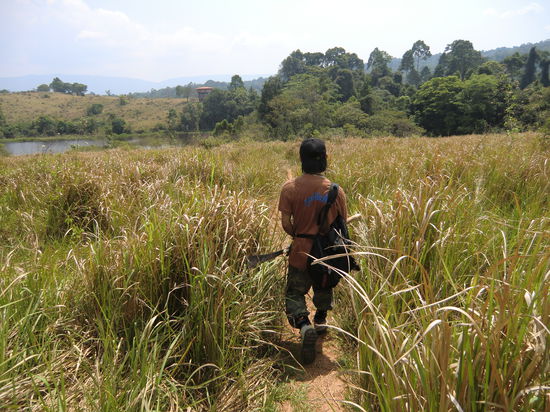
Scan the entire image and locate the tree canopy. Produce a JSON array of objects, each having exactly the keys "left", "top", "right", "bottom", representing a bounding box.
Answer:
[{"left": 435, "top": 40, "right": 484, "bottom": 80}]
